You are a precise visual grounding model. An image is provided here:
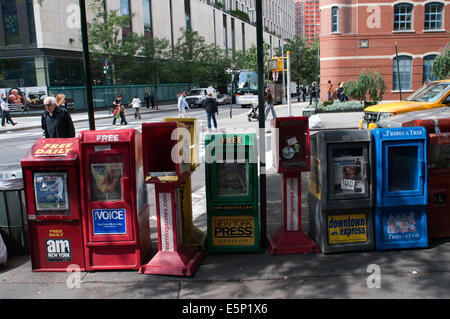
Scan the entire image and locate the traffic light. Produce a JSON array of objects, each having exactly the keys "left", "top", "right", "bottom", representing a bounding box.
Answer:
[{"left": 103, "top": 59, "right": 109, "bottom": 74}]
